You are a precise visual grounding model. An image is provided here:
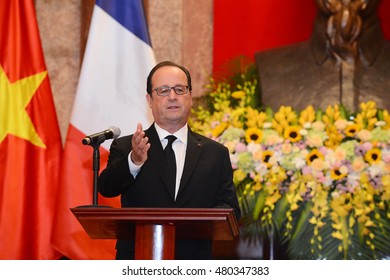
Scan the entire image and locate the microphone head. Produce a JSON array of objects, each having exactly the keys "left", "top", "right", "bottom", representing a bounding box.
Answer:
[{"left": 109, "top": 126, "right": 121, "bottom": 139}]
